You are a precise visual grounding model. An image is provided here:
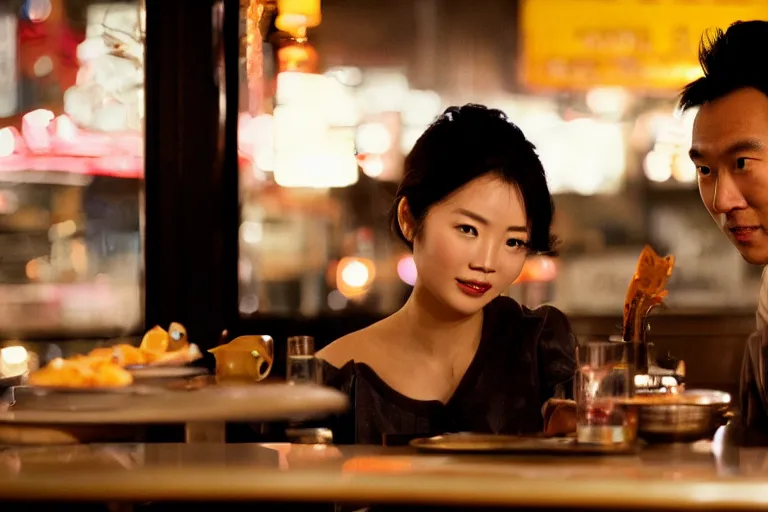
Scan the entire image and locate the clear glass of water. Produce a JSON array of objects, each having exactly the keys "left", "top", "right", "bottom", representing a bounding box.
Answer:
[
  {"left": 287, "top": 336, "right": 321, "bottom": 385},
  {"left": 575, "top": 341, "right": 635, "bottom": 445}
]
